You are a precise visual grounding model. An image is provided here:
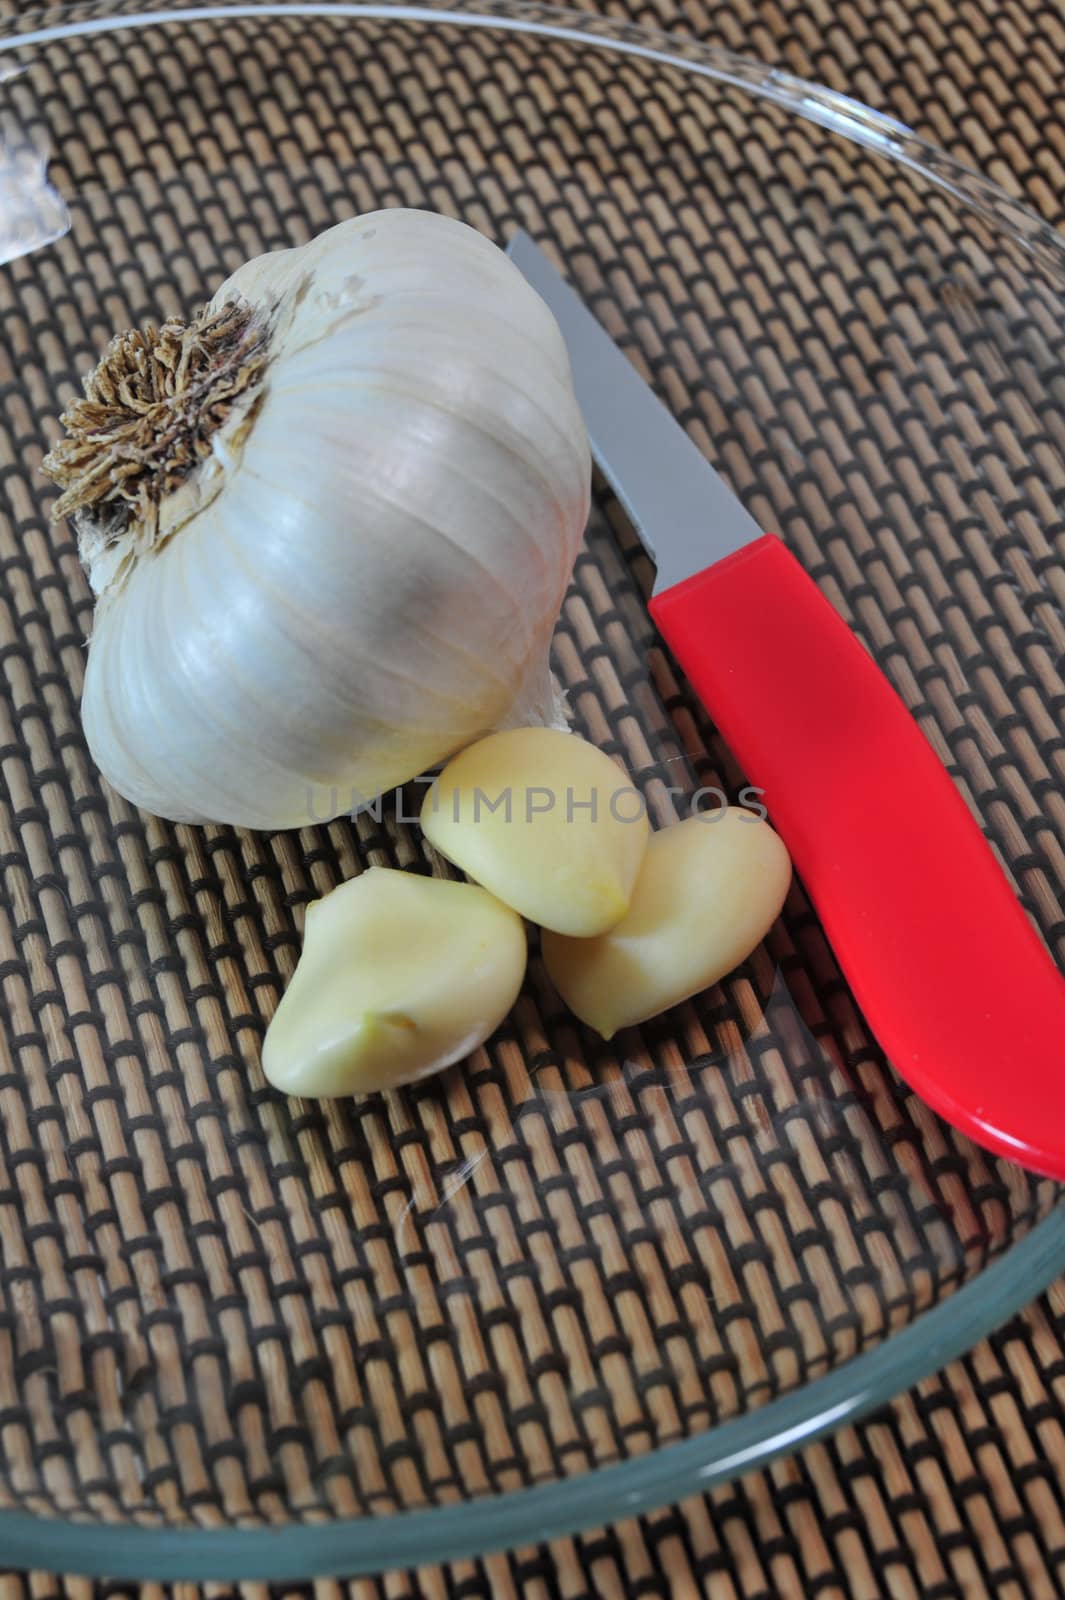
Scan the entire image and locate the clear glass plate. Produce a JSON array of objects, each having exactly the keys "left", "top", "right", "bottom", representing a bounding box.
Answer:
[{"left": 0, "top": 0, "right": 1062, "bottom": 1579}]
